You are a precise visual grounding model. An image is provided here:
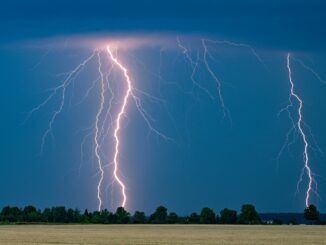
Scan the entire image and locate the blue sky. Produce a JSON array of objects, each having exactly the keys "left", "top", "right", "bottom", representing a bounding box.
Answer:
[{"left": 1, "top": 0, "right": 326, "bottom": 214}]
